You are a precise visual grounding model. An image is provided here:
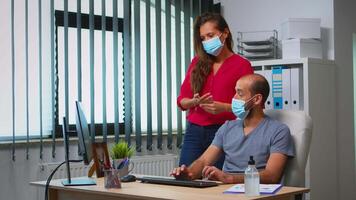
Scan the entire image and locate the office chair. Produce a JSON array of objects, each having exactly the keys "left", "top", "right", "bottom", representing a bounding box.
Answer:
[{"left": 265, "top": 110, "right": 312, "bottom": 195}]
